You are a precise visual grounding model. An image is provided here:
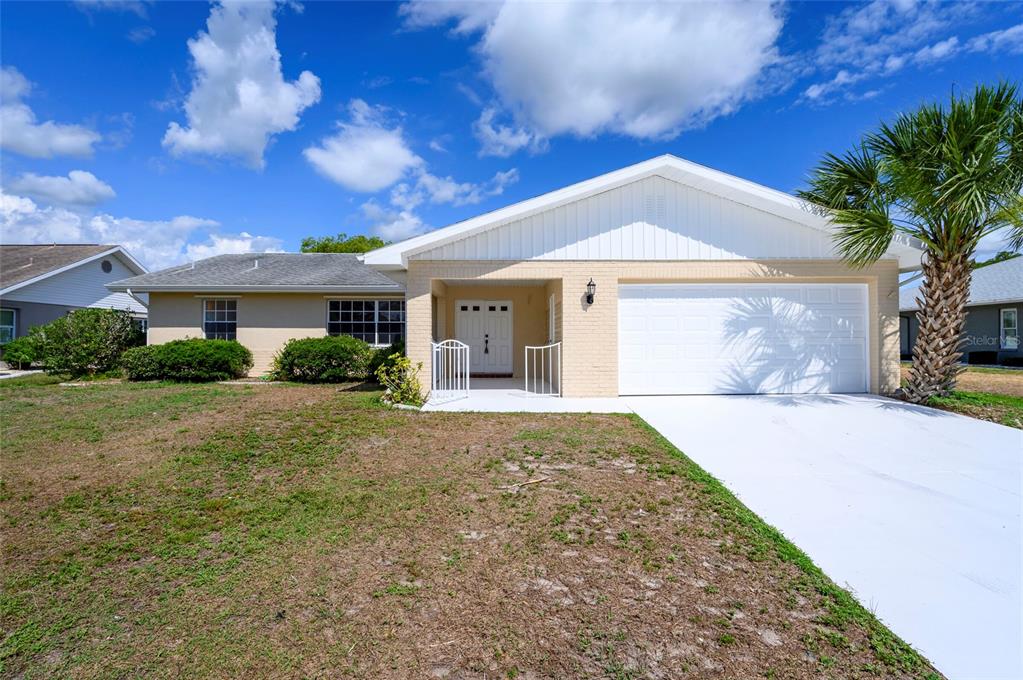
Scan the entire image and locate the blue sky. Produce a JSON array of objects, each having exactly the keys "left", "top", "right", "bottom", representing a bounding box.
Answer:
[{"left": 1, "top": 0, "right": 1021, "bottom": 270}]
